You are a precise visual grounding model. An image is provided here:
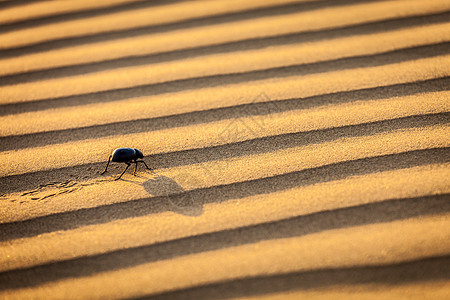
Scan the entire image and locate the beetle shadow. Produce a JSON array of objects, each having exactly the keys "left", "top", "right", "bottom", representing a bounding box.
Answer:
[{"left": 142, "top": 173, "right": 203, "bottom": 216}]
